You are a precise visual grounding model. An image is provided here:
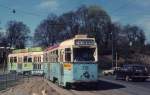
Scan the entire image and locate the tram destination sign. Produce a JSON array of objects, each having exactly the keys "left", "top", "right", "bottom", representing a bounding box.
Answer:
[{"left": 75, "top": 39, "right": 95, "bottom": 46}]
